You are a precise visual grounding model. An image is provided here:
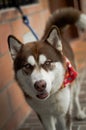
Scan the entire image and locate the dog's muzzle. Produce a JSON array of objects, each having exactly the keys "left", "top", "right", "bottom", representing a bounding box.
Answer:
[
  {"left": 34, "top": 80, "right": 49, "bottom": 99},
  {"left": 34, "top": 80, "right": 46, "bottom": 92}
]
